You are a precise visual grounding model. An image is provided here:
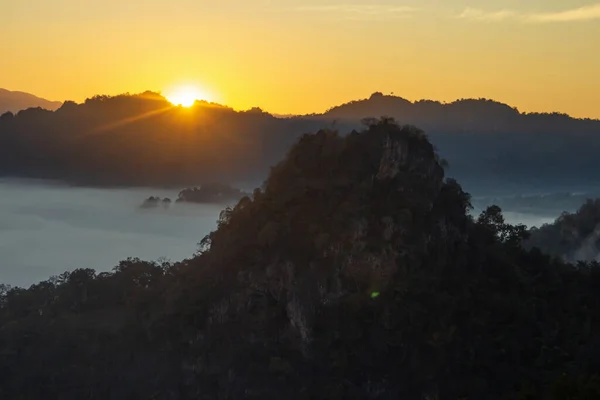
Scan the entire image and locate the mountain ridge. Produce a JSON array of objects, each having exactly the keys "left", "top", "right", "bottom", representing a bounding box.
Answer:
[
  {"left": 0, "top": 88, "right": 63, "bottom": 114},
  {"left": 315, "top": 91, "right": 597, "bottom": 121},
  {"left": 1, "top": 90, "right": 600, "bottom": 193},
  {"left": 3, "top": 89, "right": 597, "bottom": 122}
]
